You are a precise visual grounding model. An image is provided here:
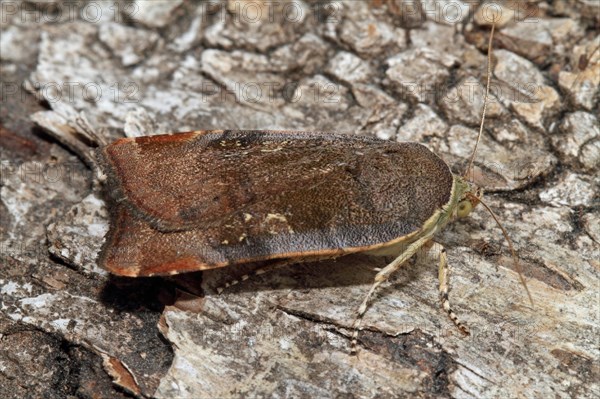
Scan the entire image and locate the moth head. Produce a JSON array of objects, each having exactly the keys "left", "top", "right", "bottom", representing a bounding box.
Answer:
[{"left": 457, "top": 184, "right": 483, "bottom": 219}]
